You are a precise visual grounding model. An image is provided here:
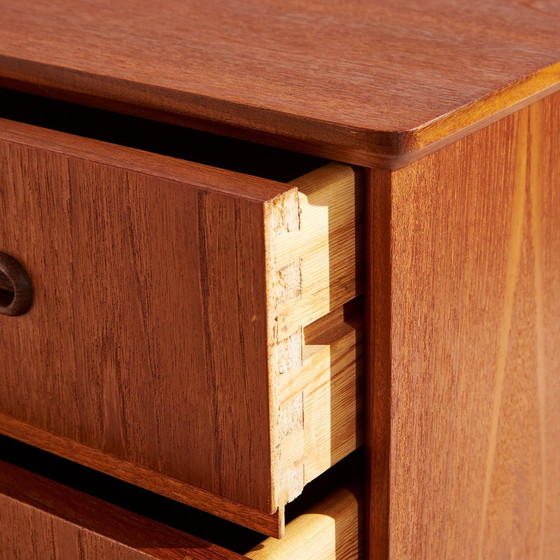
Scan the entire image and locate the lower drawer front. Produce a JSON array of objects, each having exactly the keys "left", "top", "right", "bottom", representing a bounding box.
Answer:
[
  {"left": 0, "top": 114, "right": 364, "bottom": 535},
  {"left": 0, "top": 459, "right": 364, "bottom": 560}
]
